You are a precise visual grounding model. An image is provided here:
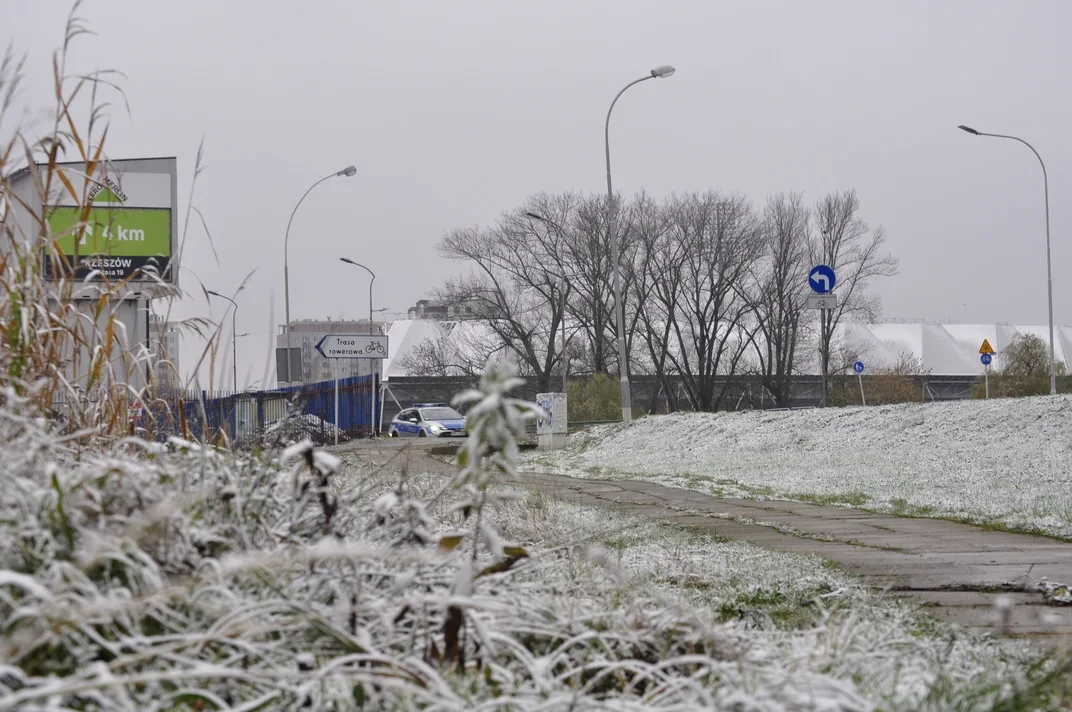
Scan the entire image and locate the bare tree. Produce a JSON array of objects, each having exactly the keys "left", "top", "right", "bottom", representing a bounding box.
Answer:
[
  {"left": 632, "top": 195, "right": 684, "bottom": 412},
  {"left": 512, "top": 193, "right": 582, "bottom": 381},
  {"left": 619, "top": 191, "right": 663, "bottom": 383},
  {"left": 748, "top": 193, "right": 811, "bottom": 406},
  {"left": 661, "top": 192, "right": 764, "bottom": 412},
  {"left": 559, "top": 194, "right": 617, "bottom": 375},
  {"left": 812, "top": 190, "right": 899, "bottom": 404},
  {"left": 523, "top": 191, "right": 645, "bottom": 379},
  {"left": 437, "top": 210, "right": 571, "bottom": 392},
  {"left": 426, "top": 188, "right": 897, "bottom": 412},
  {"left": 393, "top": 325, "right": 493, "bottom": 379}
]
